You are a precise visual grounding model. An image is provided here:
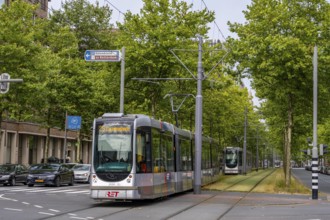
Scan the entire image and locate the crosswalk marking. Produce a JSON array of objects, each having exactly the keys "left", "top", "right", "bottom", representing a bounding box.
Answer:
[
  {"left": 0, "top": 186, "right": 90, "bottom": 195},
  {"left": 66, "top": 190, "right": 90, "bottom": 194},
  {"left": 46, "top": 189, "right": 78, "bottom": 193}
]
